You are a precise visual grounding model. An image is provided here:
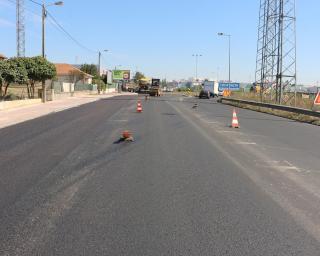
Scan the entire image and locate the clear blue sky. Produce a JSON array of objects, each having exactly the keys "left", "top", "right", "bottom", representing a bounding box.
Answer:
[{"left": 0, "top": 0, "right": 319, "bottom": 84}]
